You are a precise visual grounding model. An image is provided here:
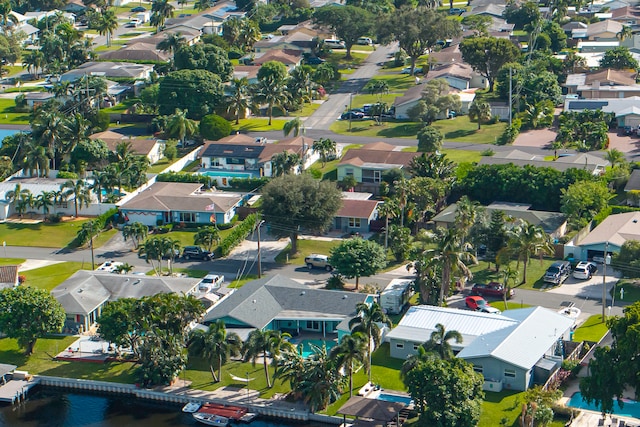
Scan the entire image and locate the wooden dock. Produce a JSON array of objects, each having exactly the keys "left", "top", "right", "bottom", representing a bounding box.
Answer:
[{"left": 0, "top": 378, "right": 39, "bottom": 403}]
